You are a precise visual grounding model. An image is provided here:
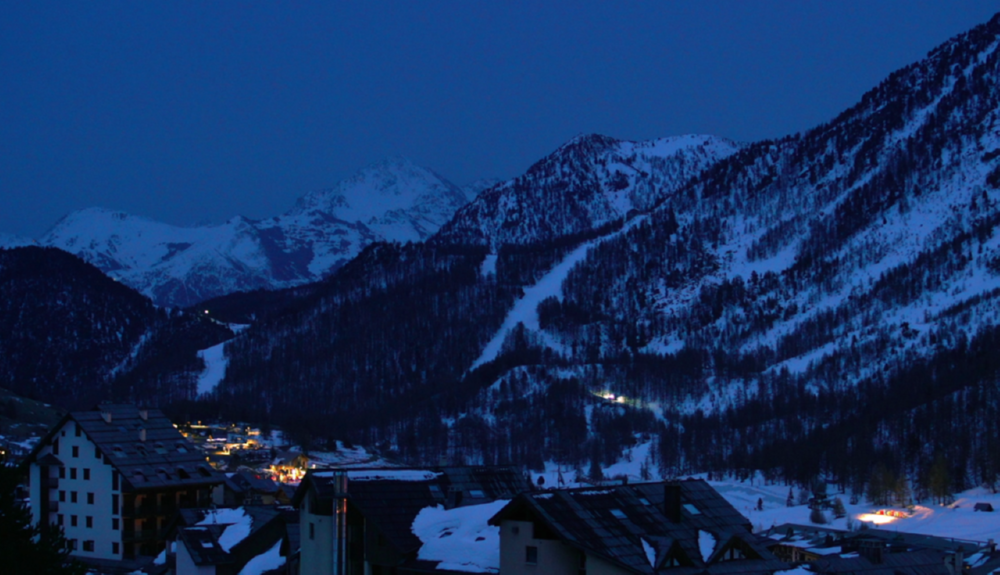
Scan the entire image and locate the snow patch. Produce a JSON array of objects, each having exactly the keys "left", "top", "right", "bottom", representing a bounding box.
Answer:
[
  {"left": 698, "top": 530, "right": 716, "bottom": 562},
  {"left": 238, "top": 540, "right": 285, "bottom": 575},
  {"left": 411, "top": 500, "right": 510, "bottom": 572},
  {"left": 197, "top": 342, "right": 228, "bottom": 396}
]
